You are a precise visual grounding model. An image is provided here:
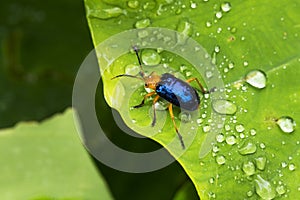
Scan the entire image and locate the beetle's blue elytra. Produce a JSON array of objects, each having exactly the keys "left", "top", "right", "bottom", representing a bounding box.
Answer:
[{"left": 112, "top": 46, "right": 208, "bottom": 149}]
